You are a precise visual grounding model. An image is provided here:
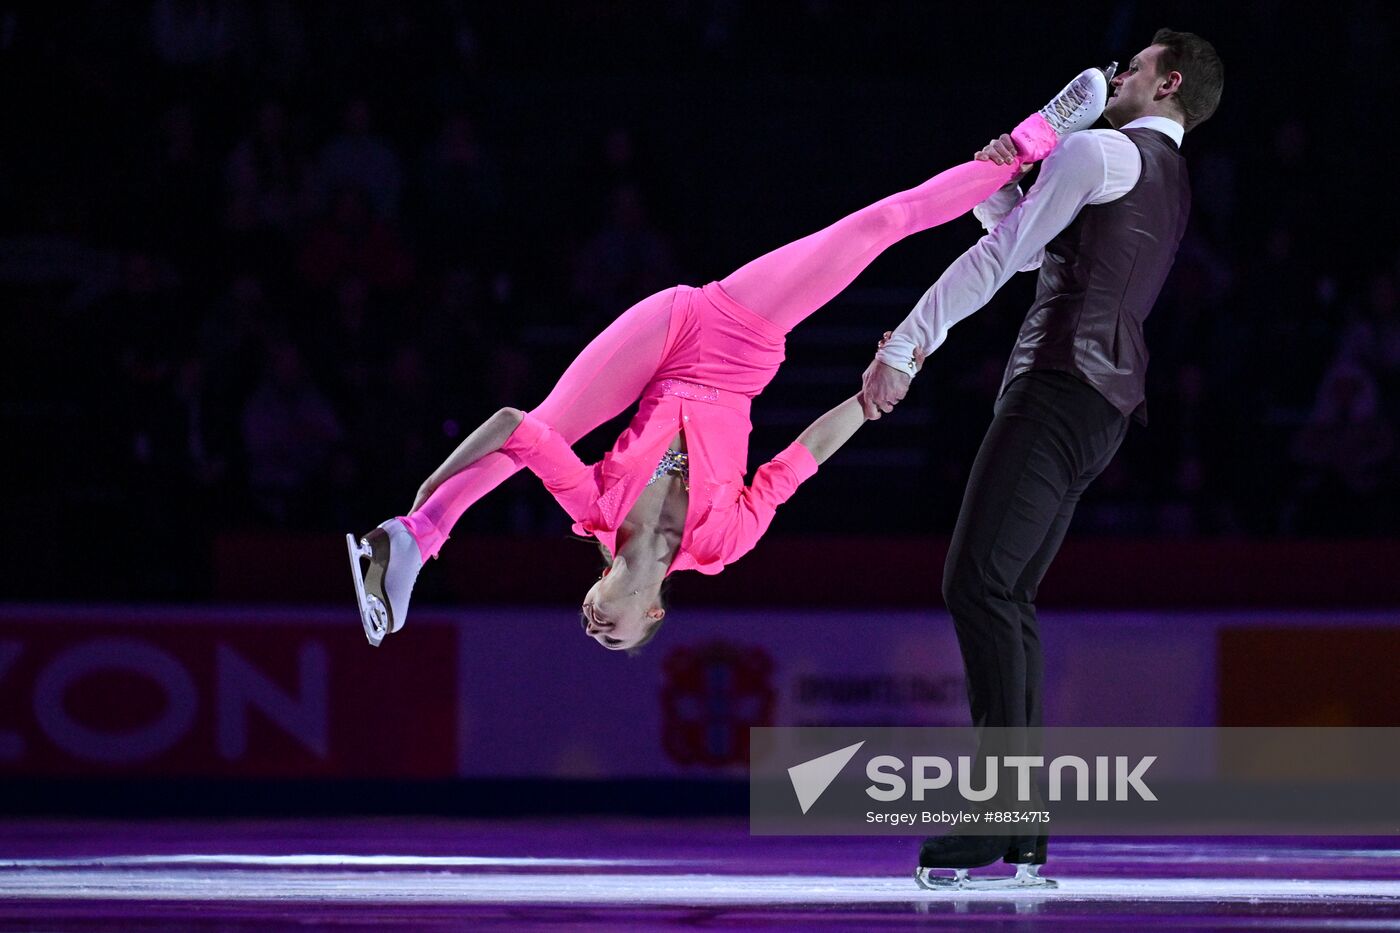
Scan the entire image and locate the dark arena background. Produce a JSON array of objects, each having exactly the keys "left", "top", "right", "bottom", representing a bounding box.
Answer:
[{"left": 4, "top": 2, "right": 1400, "bottom": 929}]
